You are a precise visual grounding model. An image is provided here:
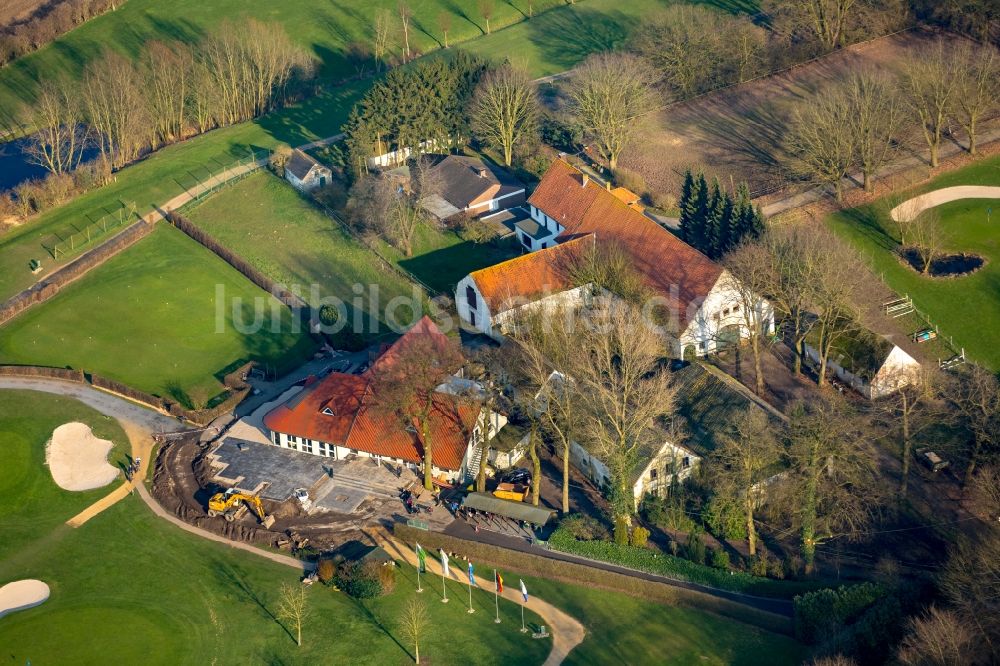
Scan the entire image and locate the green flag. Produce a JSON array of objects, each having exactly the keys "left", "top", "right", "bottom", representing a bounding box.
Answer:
[{"left": 415, "top": 542, "right": 426, "bottom": 573}]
